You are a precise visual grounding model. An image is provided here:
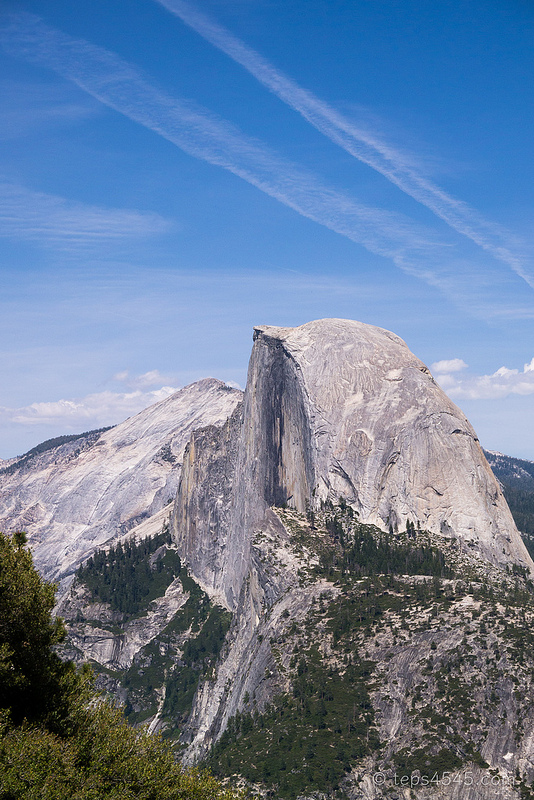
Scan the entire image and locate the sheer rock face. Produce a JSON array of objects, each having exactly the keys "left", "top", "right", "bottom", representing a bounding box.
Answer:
[
  {"left": 171, "top": 318, "right": 534, "bottom": 772},
  {"left": 0, "top": 378, "right": 242, "bottom": 589},
  {"left": 250, "top": 320, "right": 531, "bottom": 573},
  {"left": 172, "top": 319, "right": 532, "bottom": 610},
  {"left": 172, "top": 403, "right": 245, "bottom": 609}
]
